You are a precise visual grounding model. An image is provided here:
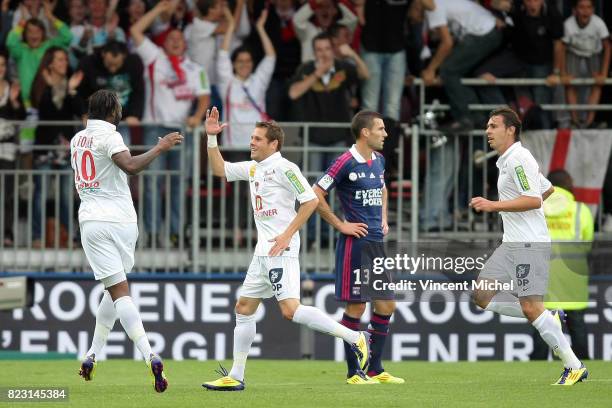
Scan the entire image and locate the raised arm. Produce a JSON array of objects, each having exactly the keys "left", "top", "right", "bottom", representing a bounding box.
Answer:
[
  {"left": 256, "top": 9, "right": 275, "bottom": 57},
  {"left": 113, "top": 131, "right": 183, "bottom": 175},
  {"left": 288, "top": 61, "right": 331, "bottom": 100},
  {"left": 205, "top": 107, "right": 229, "bottom": 178},
  {"left": 220, "top": 5, "right": 236, "bottom": 52},
  {"left": 130, "top": 0, "right": 176, "bottom": 47}
]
